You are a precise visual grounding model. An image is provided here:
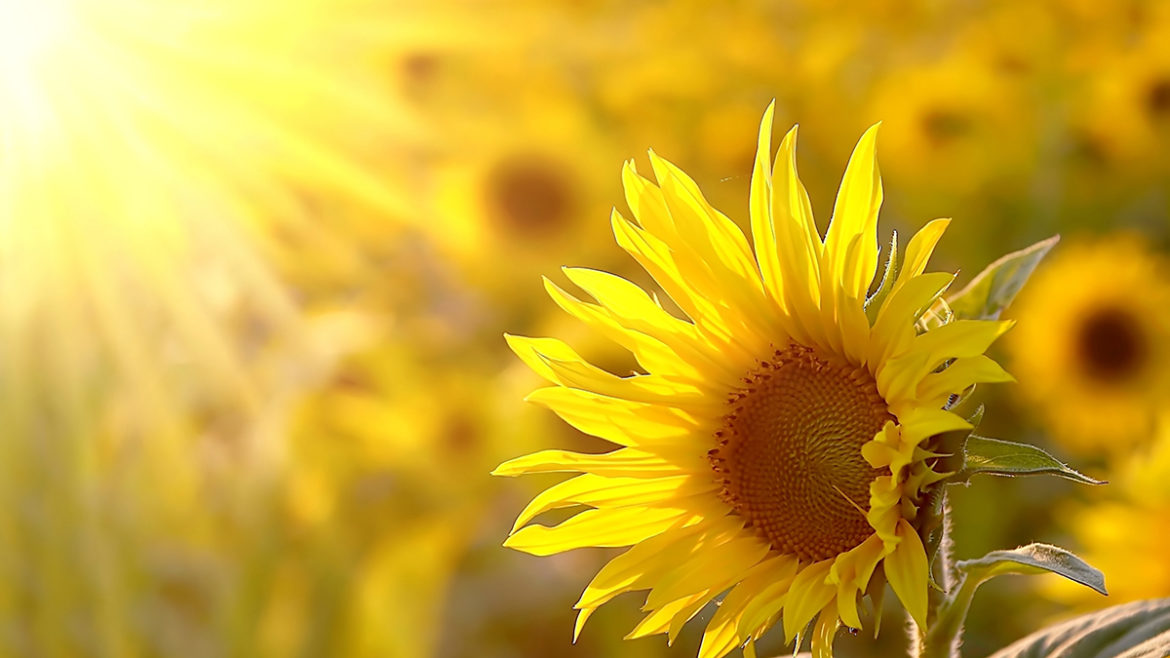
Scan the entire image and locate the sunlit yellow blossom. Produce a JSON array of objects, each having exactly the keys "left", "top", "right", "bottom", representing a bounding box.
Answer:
[
  {"left": 496, "top": 104, "right": 1013, "bottom": 656},
  {"left": 1006, "top": 235, "right": 1170, "bottom": 456},
  {"left": 430, "top": 96, "right": 624, "bottom": 305},
  {"left": 1046, "top": 419, "right": 1170, "bottom": 609},
  {"left": 1067, "top": 13, "right": 1170, "bottom": 179},
  {"left": 864, "top": 49, "right": 1035, "bottom": 199}
]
